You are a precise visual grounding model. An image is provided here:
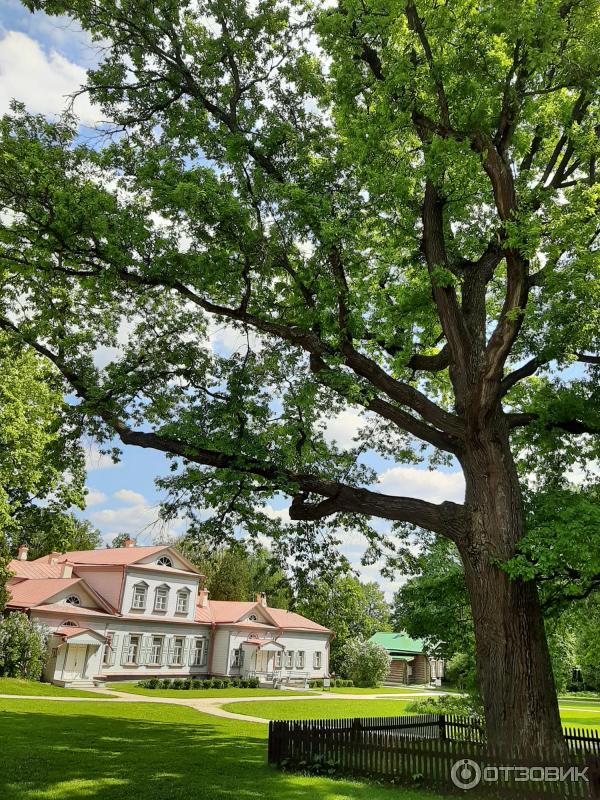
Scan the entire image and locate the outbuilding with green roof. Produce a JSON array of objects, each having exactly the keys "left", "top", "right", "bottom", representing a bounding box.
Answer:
[{"left": 369, "top": 632, "right": 444, "bottom": 686}]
